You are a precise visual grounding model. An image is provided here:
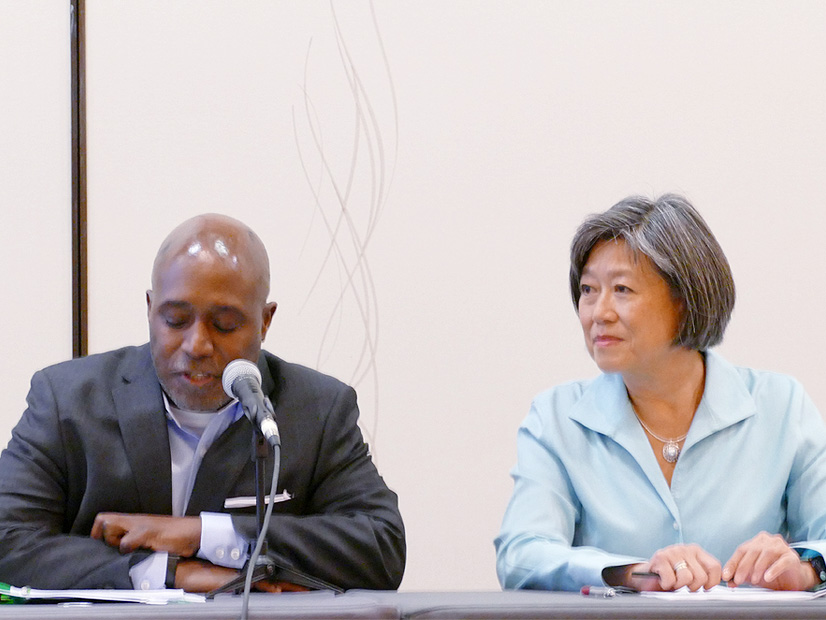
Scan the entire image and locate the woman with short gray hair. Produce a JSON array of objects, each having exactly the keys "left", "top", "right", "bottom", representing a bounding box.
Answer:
[{"left": 495, "top": 194, "right": 826, "bottom": 593}]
